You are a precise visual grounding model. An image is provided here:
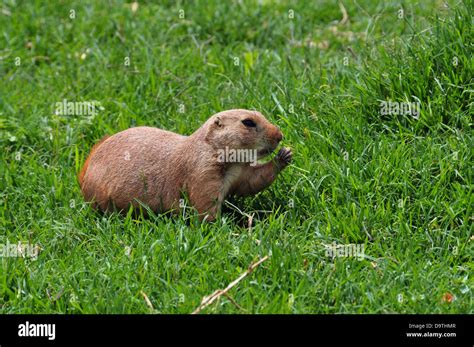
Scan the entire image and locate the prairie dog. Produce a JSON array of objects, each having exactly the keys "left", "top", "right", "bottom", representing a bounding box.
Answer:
[{"left": 79, "top": 109, "right": 292, "bottom": 221}]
